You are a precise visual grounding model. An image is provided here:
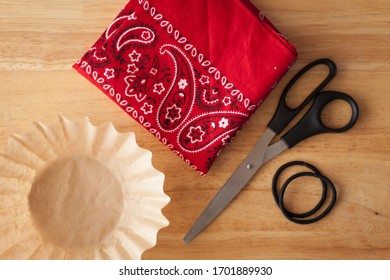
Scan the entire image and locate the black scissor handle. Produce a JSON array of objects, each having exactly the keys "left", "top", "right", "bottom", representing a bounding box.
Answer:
[
  {"left": 282, "top": 91, "right": 359, "bottom": 148},
  {"left": 268, "top": 58, "right": 337, "bottom": 135}
]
